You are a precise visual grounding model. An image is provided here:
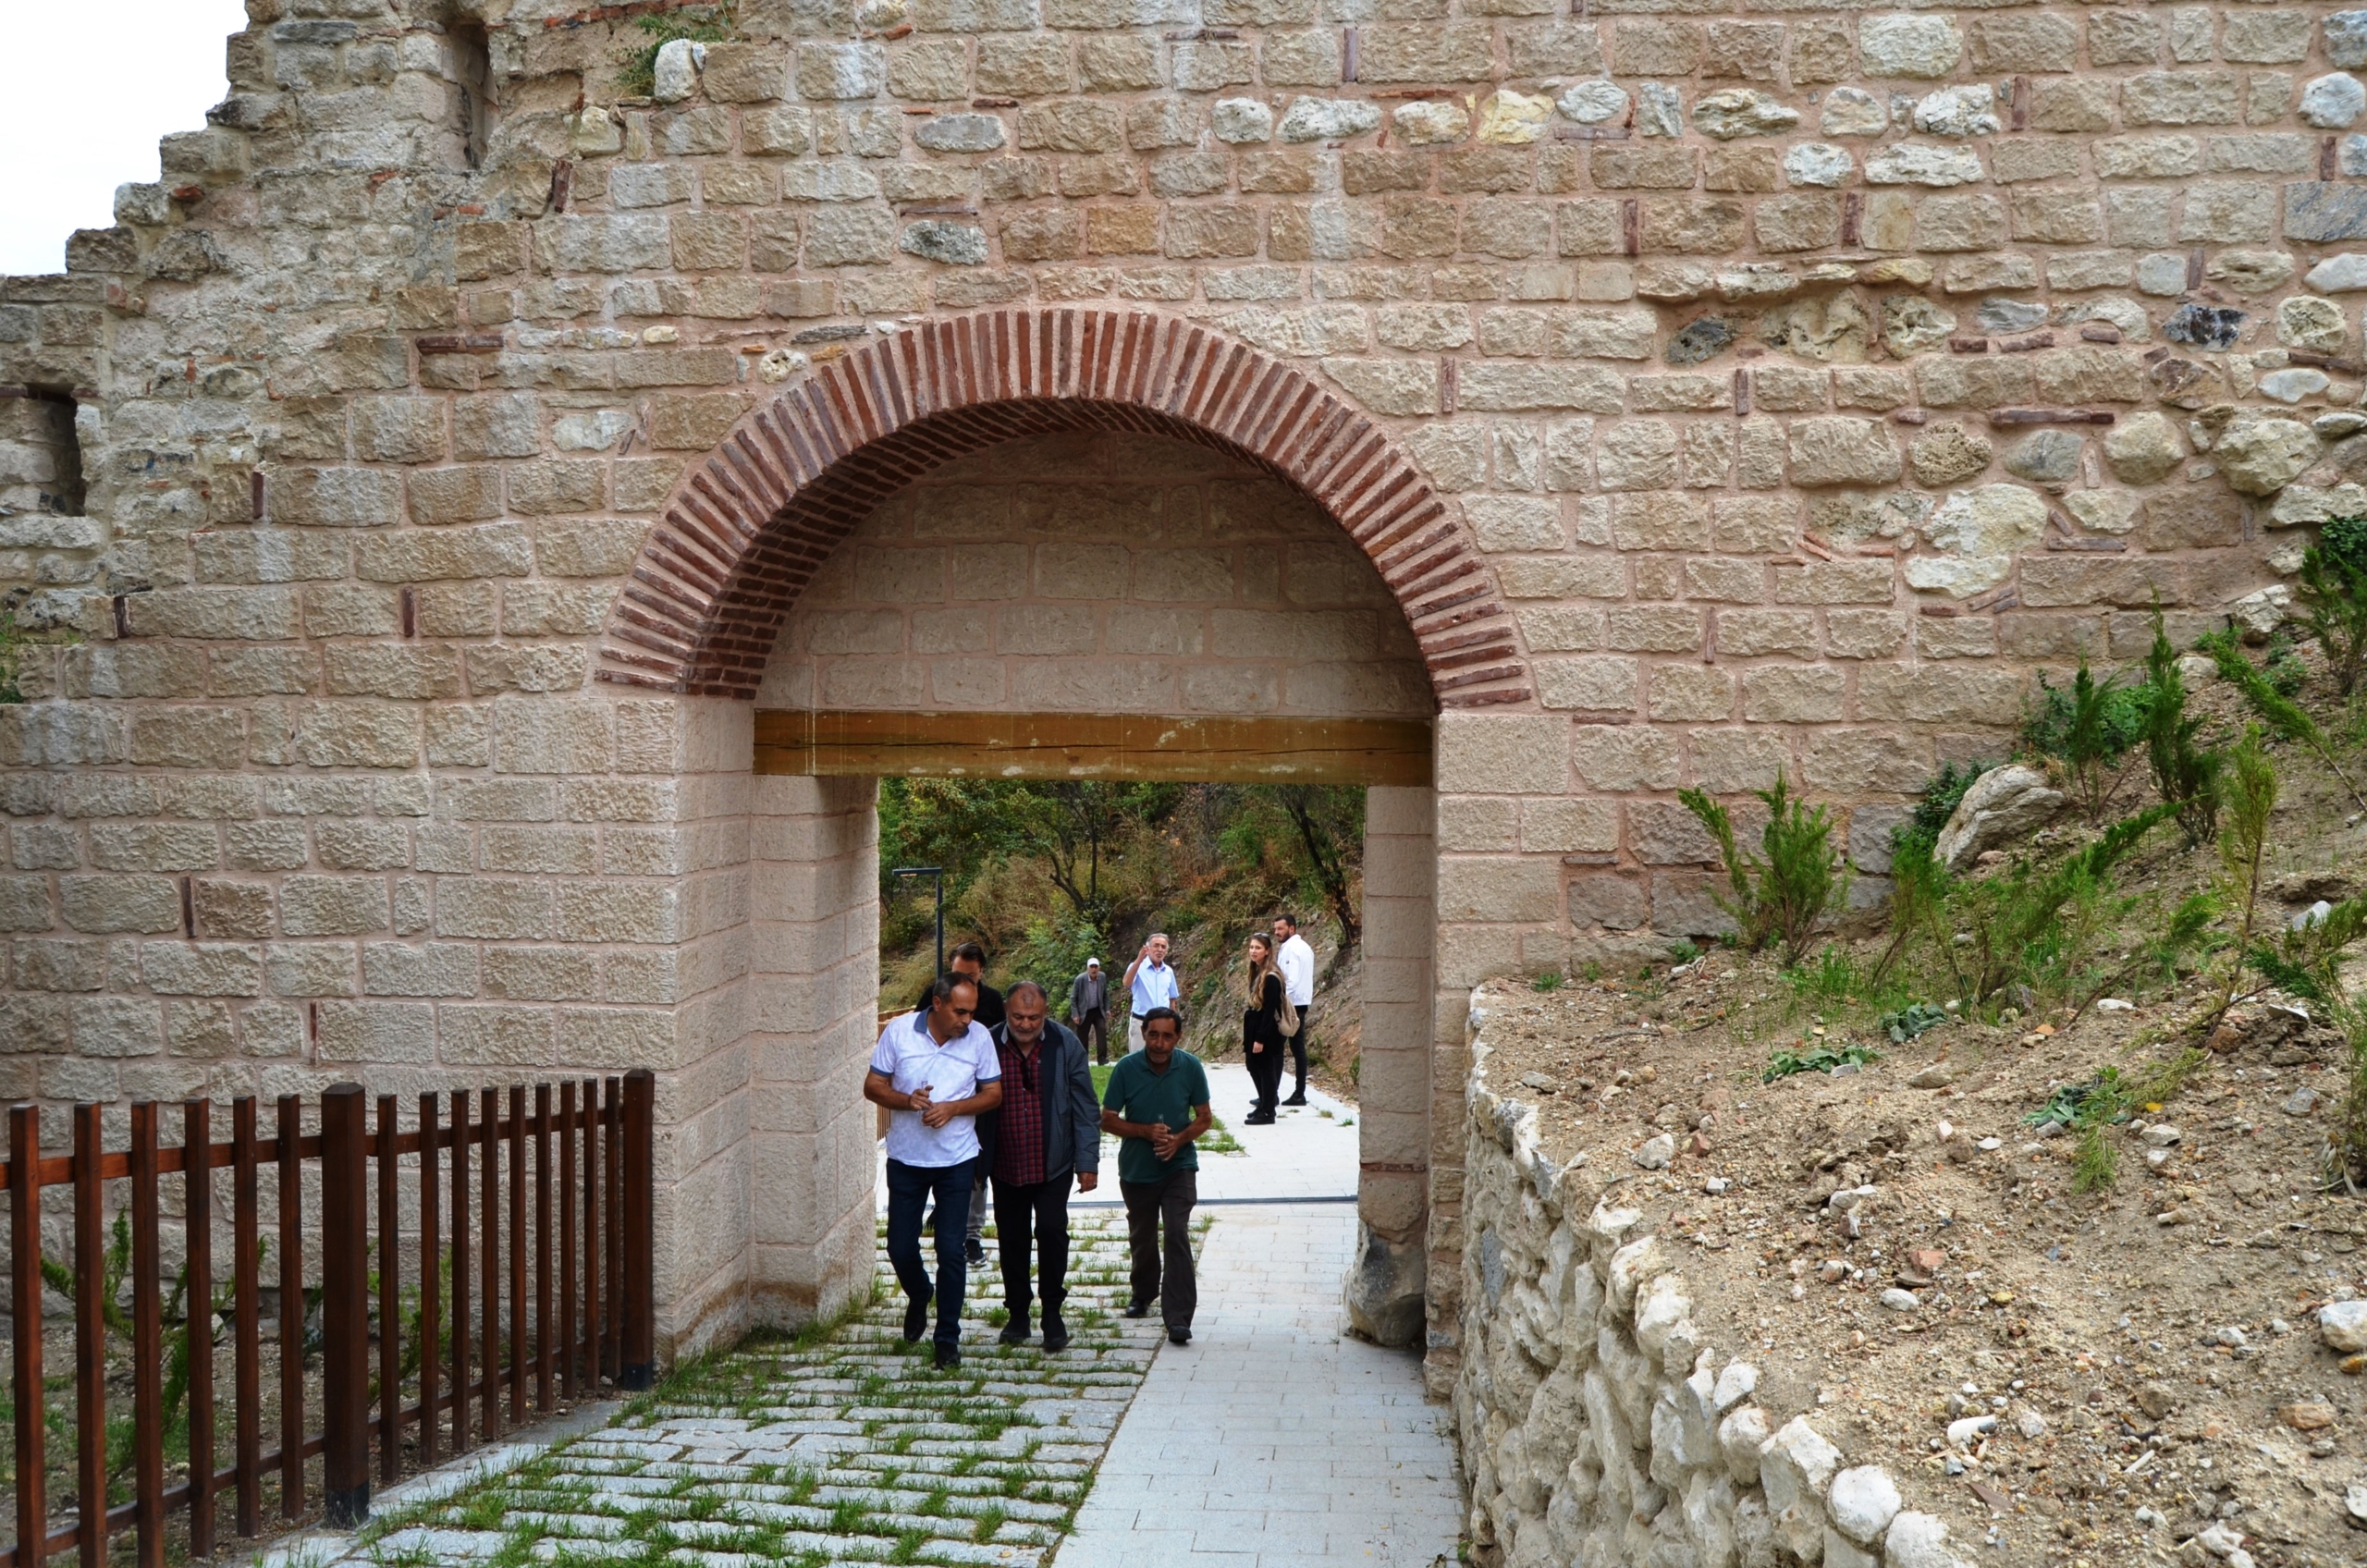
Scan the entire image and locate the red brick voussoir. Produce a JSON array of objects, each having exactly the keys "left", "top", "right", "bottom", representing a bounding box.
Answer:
[{"left": 595, "top": 306, "right": 1533, "bottom": 708}]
